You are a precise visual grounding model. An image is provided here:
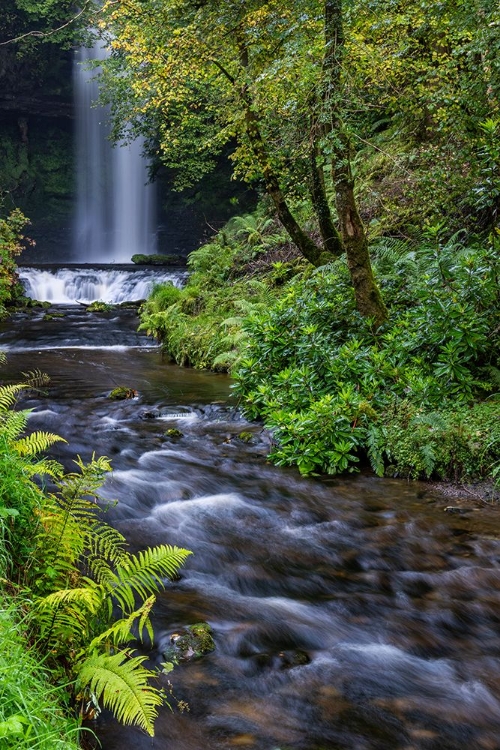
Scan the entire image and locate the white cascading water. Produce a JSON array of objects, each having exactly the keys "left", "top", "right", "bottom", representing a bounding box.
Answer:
[
  {"left": 19, "top": 268, "right": 187, "bottom": 305},
  {"left": 73, "top": 42, "right": 157, "bottom": 263}
]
